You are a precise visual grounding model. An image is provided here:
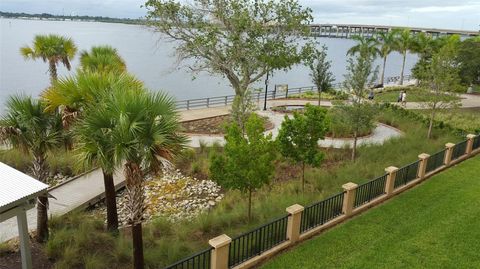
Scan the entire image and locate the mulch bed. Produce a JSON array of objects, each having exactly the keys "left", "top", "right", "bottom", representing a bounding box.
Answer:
[
  {"left": 181, "top": 115, "right": 274, "bottom": 135},
  {"left": 0, "top": 240, "right": 53, "bottom": 269}
]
